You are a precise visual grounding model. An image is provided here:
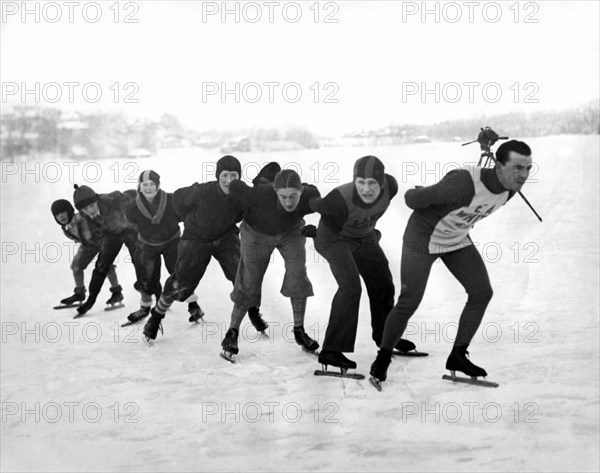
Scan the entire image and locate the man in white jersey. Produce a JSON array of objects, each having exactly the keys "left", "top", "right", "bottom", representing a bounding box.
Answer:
[{"left": 369, "top": 140, "right": 533, "bottom": 388}]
